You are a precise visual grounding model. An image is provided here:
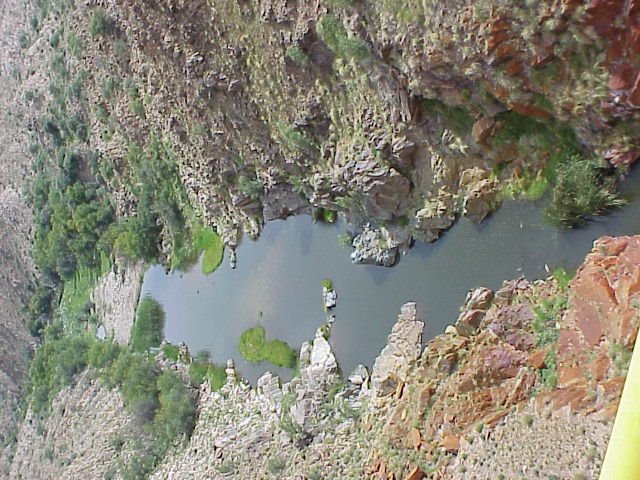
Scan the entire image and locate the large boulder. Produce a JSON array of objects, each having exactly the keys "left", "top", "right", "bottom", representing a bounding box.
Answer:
[{"left": 350, "top": 225, "right": 409, "bottom": 266}]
